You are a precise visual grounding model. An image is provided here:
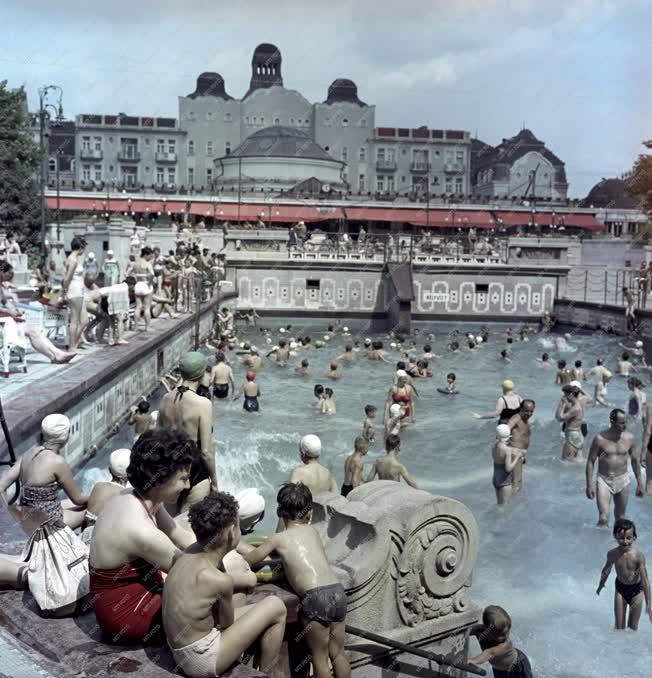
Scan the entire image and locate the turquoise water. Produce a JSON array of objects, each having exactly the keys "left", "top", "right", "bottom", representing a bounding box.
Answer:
[{"left": 78, "top": 325, "right": 651, "bottom": 678}]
